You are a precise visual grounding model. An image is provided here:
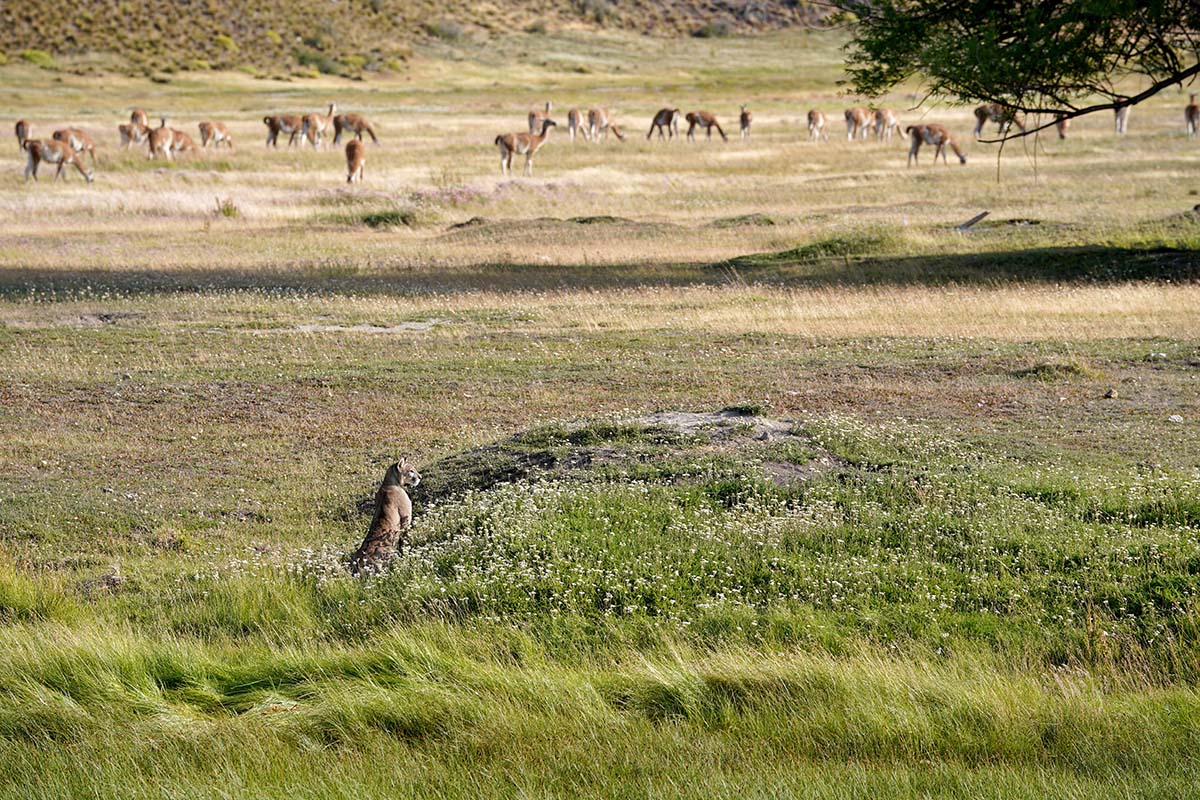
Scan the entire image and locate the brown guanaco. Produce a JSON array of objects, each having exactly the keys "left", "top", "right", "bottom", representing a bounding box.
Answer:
[
  {"left": 906, "top": 124, "right": 967, "bottom": 166},
  {"left": 345, "top": 139, "right": 365, "bottom": 183},
  {"left": 495, "top": 118, "right": 556, "bottom": 176},
  {"left": 24, "top": 139, "right": 94, "bottom": 183},
  {"left": 685, "top": 111, "right": 727, "bottom": 142},
  {"left": 647, "top": 108, "right": 680, "bottom": 140}
]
